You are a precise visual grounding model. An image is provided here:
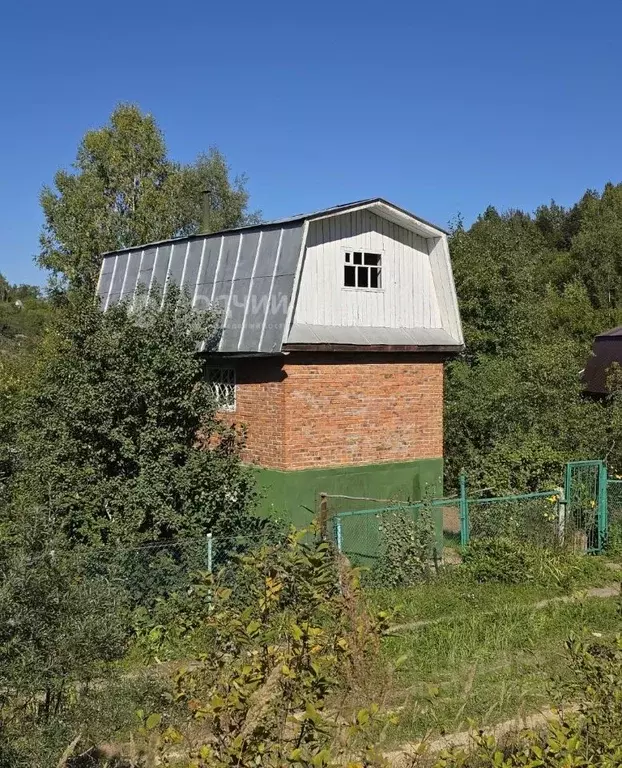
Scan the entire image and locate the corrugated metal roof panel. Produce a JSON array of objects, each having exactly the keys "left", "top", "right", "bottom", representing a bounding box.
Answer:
[{"left": 97, "top": 221, "right": 304, "bottom": 354}]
